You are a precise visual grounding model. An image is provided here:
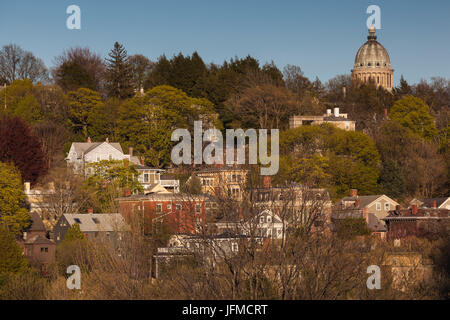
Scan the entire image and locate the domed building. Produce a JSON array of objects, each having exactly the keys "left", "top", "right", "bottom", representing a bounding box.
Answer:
[{"left": 352, "top": 26, "right": 393, "bottom": 91}]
